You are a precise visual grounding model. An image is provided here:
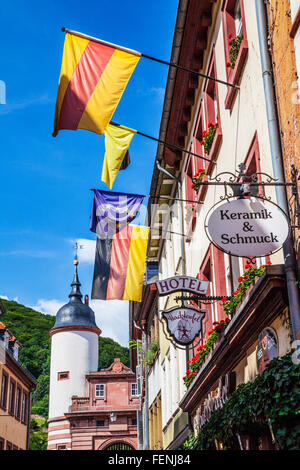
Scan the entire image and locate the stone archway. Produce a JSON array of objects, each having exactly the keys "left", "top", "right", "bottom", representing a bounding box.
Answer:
[{"left": 98, "top": 437, "right": 137, "bottom": 450}]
